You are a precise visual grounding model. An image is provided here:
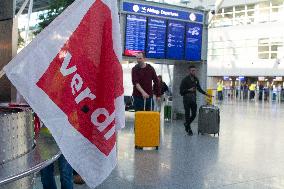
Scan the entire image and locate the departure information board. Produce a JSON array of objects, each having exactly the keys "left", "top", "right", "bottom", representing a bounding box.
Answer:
[
  {"left": 124, "top": 13, "right": 204, "bottom": 61},
  {"left": 124, "top": 14, "right": 147, "bottom": 56},
  {"left": 146, "top": 18, "right": 167, "bottom": 59},
  {"left": 166, "top": 20, "right": 185, "bottom": 60},
  {"left": 185, "top": 23, "right": 203, "bottom": 61}
]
